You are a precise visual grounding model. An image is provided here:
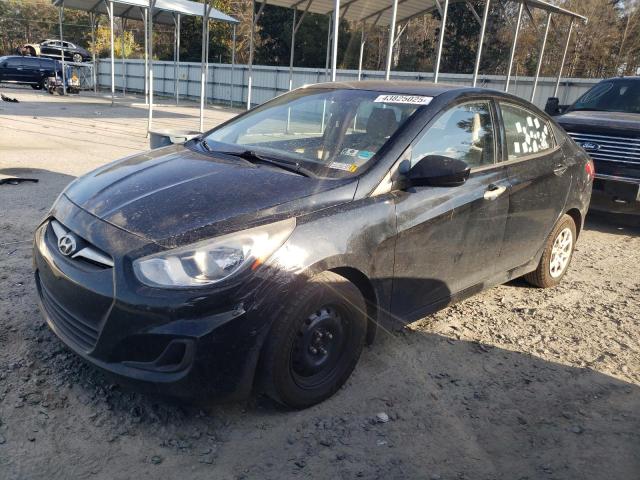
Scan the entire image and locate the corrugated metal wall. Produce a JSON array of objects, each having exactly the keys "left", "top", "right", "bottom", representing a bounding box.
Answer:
[{"left": 98, "top": 59, "right": 601, "bottom": 109}]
